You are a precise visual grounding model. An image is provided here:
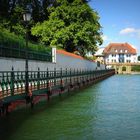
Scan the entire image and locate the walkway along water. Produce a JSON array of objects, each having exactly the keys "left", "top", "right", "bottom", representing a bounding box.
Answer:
[{"left": 0, "top": 68, "right": 115, "bottom": 116}]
